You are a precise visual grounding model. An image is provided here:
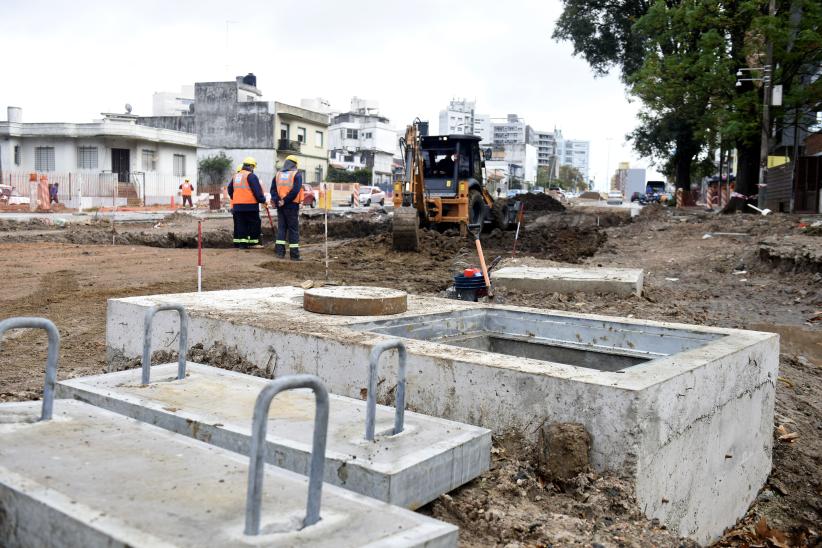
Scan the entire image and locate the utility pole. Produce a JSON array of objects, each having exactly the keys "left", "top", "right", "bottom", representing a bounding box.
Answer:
[{"left": 758, "top": 0, "right": 776, "bottom": 208}]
